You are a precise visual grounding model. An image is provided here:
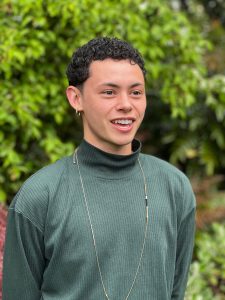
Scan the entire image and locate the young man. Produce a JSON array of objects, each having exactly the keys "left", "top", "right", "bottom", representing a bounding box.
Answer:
[{"left": 3, "top": 37, "right": 196, "bottom": 300}]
